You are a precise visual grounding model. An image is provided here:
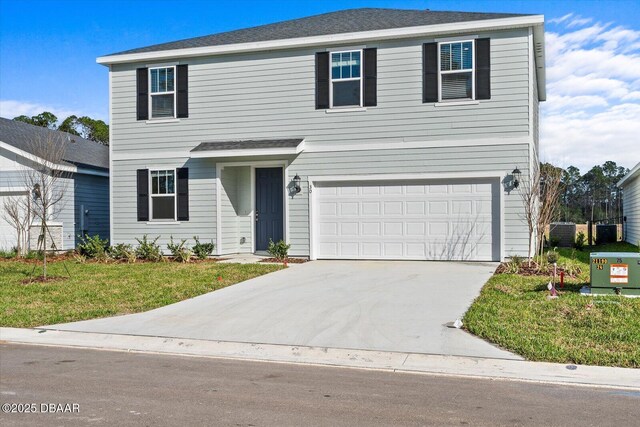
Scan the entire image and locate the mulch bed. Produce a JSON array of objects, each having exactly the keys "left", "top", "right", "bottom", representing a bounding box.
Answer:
[
  {"left": 495, "top": 262, "right": 579, "bottom": 278},
  {"left": 259, "top": 257, "right": 308, "bottom": 264},
  {"left": 20, "top": 276, "right": 66, "bottom": 284}
]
